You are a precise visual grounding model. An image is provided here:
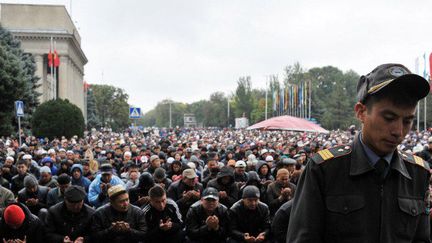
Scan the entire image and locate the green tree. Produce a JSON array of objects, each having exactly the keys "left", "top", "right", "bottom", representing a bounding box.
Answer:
[
  {"left": 203, "top": 92, "right": 228, "bottom": 127},
  {"left": 308, "top": 66, "right": 359, "bottom": 129},
  {"left": 91, "top": 84, "right": 130, "bottom": 131},
  {"left": 250, "top": 88, "right": 266, "bottom": 124},
  {"left": 86, "top": 89, "right": 100, "bottom": 129},
  {"left": 19, "top": 53, "right": 41, "bottom": 130},
  {"left": 32, "top": 99, "right": 85, "bottom": 139},
  {"left": 0, "top": 25, "right": 40, "bottom": 136},
  {"left": 233, "top": 76, "right": 253, "bottom": 120}
]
